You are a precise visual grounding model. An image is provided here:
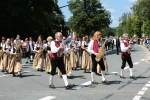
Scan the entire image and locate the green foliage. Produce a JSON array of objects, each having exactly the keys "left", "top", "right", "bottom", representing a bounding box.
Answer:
[
  {"left": 0, "top": 0, "right": 66, "bottom": 39},
  {"left": 67, "top": 0, "right": 111, "bottom": 36},
  {"left": 117, "top": 0, "right": 150, "bottom": 38}
]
